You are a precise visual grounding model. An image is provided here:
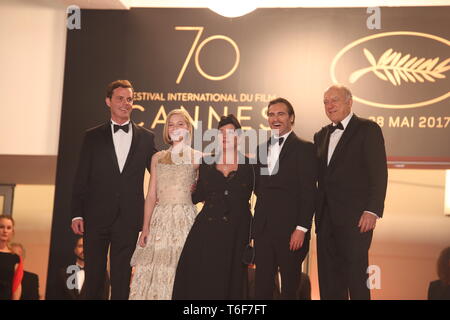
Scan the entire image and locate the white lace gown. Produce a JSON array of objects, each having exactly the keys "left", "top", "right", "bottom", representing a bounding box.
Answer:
[{"left": 129, "top": 151, "right": 197, "bottom": 300}]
